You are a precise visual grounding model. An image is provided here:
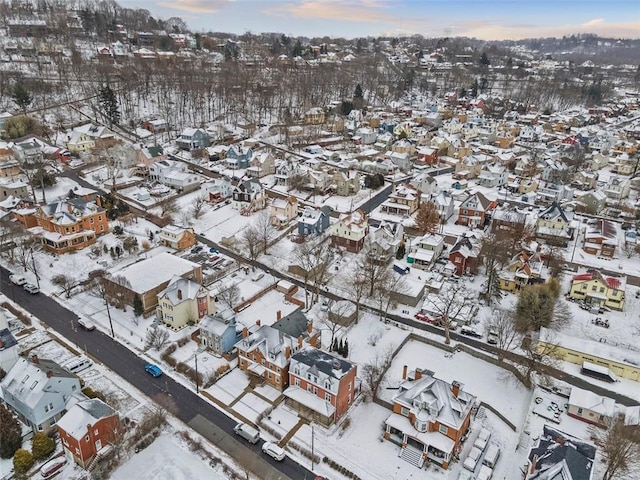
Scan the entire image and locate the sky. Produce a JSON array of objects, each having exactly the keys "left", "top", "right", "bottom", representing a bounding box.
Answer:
[{"left": 117, "top": 0, "right": 640, "bottom": 40}]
